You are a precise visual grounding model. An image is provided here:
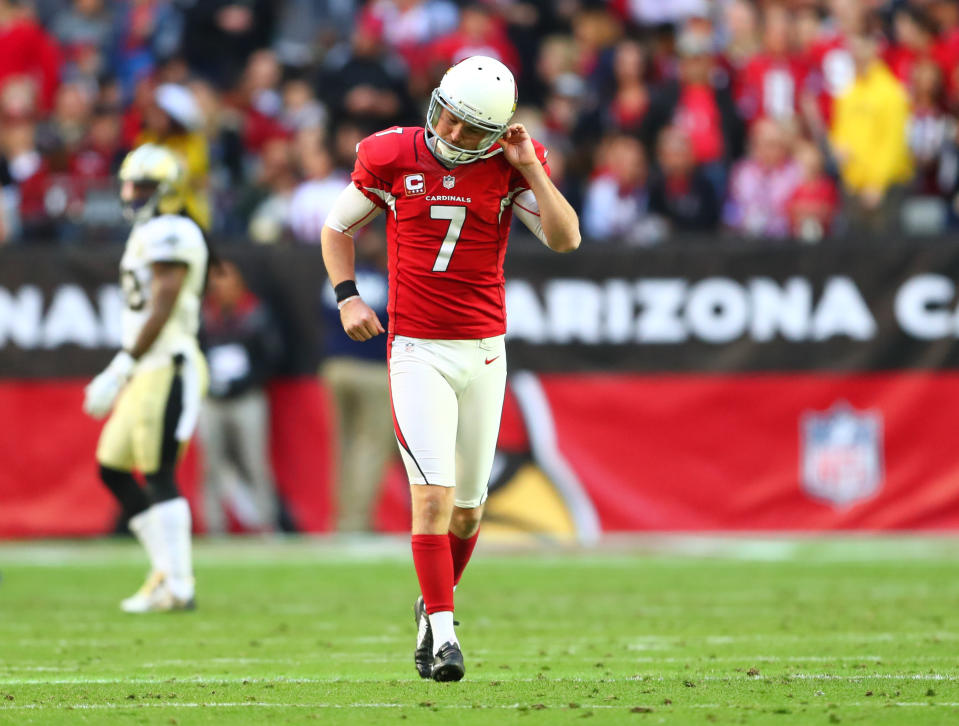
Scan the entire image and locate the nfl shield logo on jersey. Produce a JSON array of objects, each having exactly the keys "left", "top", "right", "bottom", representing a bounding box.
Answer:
[
  {"left": 800, "top": 402, "right": 884, "bottom": 507},
  {"left": 443, "top": 175, "right": 456, "bottom": 189}
]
